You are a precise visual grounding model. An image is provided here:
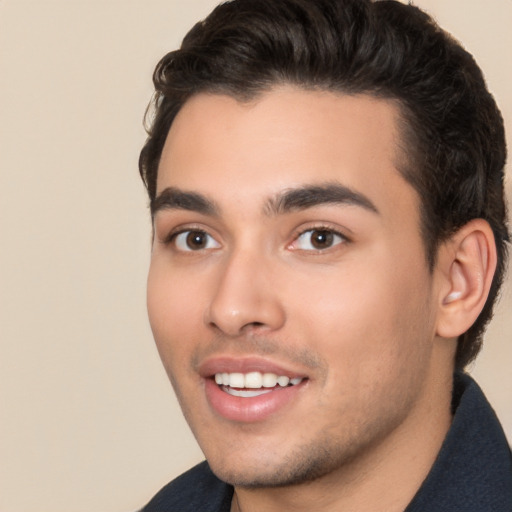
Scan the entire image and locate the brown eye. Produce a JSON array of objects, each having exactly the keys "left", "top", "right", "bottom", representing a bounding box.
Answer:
[
  {"left": 294, "top": 228, "right": 345, "bottom": 251},
  {"left": 174, "top": 230, "right": 220, "bottom": 251},
  {"left": 310, "top": 230, "right": 334, "bottom": 249},
  {"left": 186, "top": 231, "right": 207, "bottom": 249}
]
